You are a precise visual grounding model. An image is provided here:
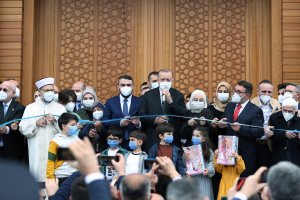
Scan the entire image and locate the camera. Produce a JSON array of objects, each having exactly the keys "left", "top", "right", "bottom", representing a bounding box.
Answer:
[
  {"left": 144, "top": 158, "right": 157, "bottom": 170},
  {"left": 98, "top": 155, "right": 119, "bottom": 166}
]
